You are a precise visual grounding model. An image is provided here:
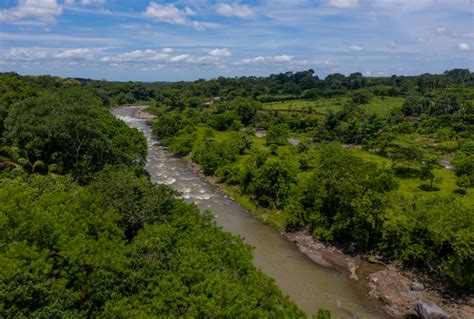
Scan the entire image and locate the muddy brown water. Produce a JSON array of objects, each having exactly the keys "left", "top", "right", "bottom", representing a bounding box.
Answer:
[{"left": 112, "top": 106, "right": 387, "bottom": 318}]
